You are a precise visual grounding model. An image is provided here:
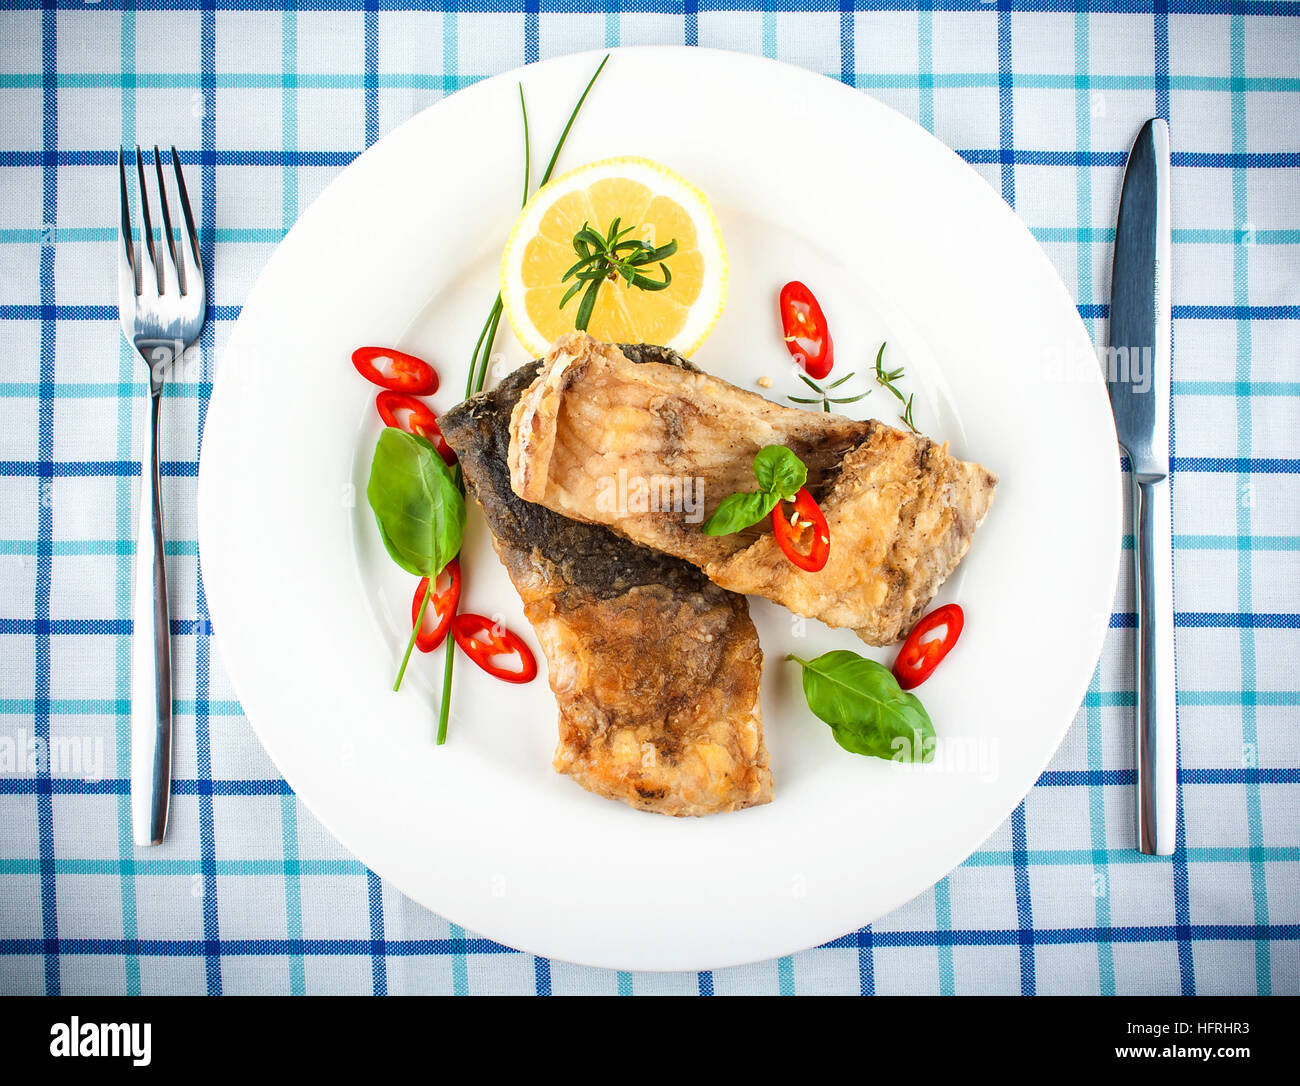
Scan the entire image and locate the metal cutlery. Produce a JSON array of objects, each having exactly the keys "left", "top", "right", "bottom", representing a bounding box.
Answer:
[
  {"left": 117, "top": 146, "right": 207, "bottom": 846},
  {"left": 1108, "top": 118, "right": 1176, "bottom": 856}
]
